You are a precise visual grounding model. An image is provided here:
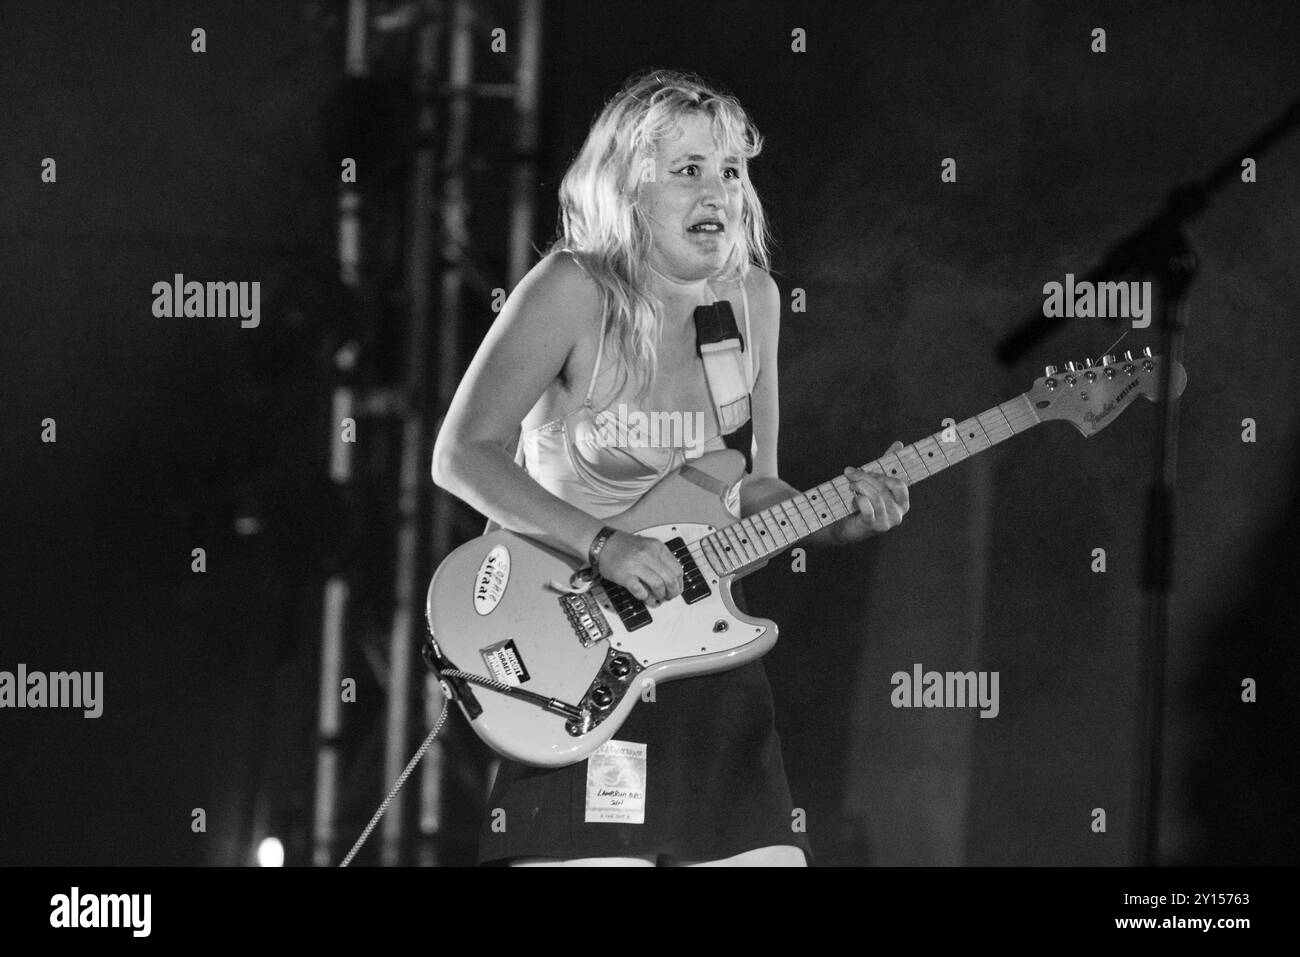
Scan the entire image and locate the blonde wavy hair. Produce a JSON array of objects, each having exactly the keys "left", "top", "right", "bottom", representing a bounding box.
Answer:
[{"left": 551, "top": 69, "right": 771, "bottom": 405}]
